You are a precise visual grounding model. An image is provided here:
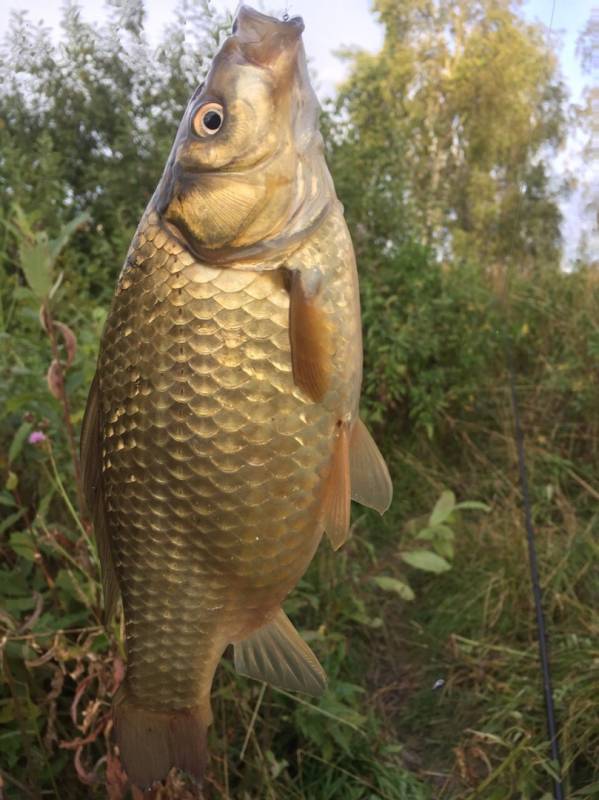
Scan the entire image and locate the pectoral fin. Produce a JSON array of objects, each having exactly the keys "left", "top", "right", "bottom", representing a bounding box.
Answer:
[
  {"left": 80, "top": 373, "right": 120, "bottom": 622},
  {"left": 234, "top": 608, "right": 327, "bottom": 696},
  {"left": 349, "top": 418, "right": 393, "bottom": 514},
  {"left": 322, "top": 423, "right": 351, "bottom": 550},
  {"left": 288, "top": 268, "right": 333, "bottom": 403}
]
